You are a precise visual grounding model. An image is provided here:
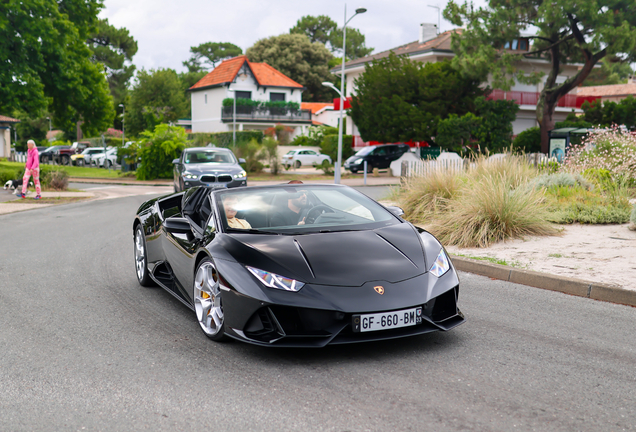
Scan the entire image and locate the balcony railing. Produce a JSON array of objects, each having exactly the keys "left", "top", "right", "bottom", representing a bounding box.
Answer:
[
  {"left": 486, "top": 90, "right": 599, "bottom": 109},
  {"left": 221, "top": 106, "right": 312, "bottom": 123}
]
